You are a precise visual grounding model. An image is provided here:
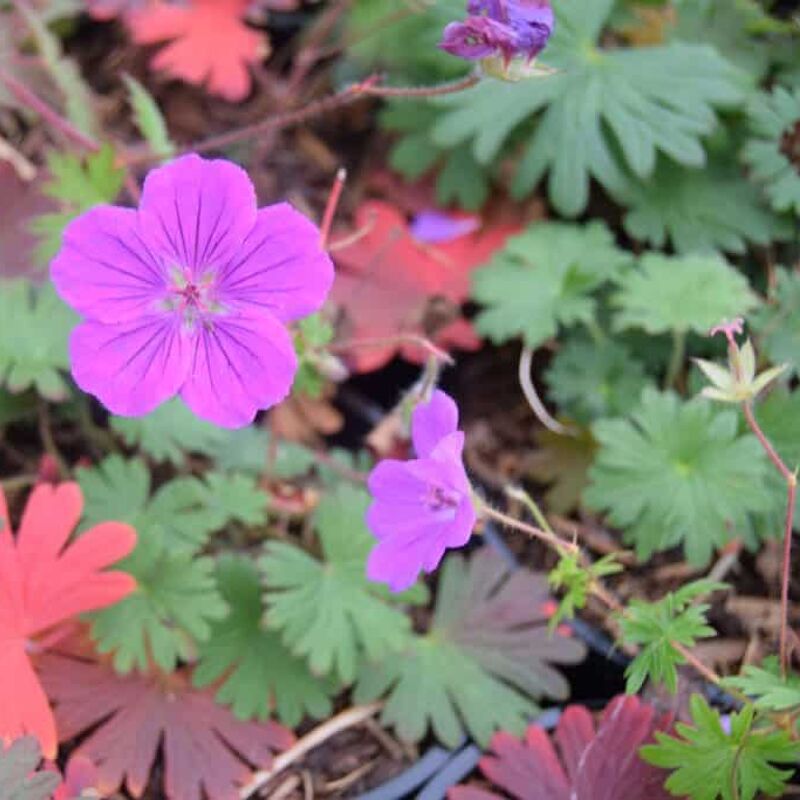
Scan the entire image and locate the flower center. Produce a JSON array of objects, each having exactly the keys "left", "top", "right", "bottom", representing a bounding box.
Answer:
[
  {"left": 425, "top": 484, "right": 462, "bottom": 514},
  {"left": 166, "top": 268, "right": 221, "bottom": 326}
]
